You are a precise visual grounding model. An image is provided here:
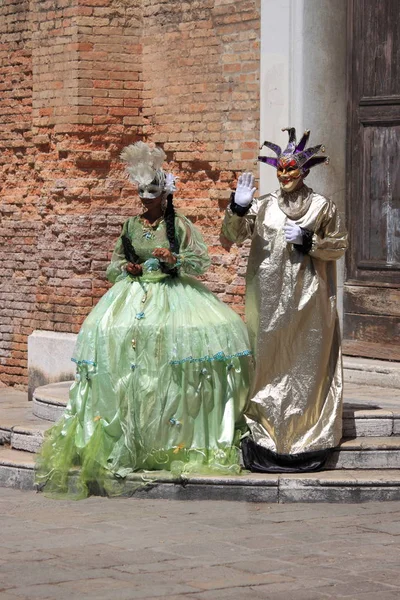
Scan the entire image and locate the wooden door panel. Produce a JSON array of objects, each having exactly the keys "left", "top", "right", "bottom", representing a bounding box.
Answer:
[
  {"left": 342, "top": 340, "right": 400, "bottom": 361},
  {"left": 360, "top": 0, "right": 400, "bottom": 100},
  {"left": 343, "top": 314, "right": 400, "bottom": 361},
  {"left": 360, "top": 123, "right": 400, "bottom": 270},
  {"left": 344, "top": 0, "right": 400, "bottom": 359},
  {"left": 344, "top": 286, "right": 400, "bottom": 317}
]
